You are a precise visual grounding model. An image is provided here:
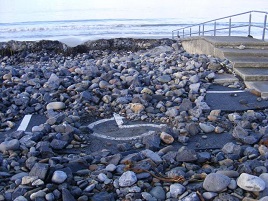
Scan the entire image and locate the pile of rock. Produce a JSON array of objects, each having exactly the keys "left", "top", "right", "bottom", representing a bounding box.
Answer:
[{"left": 0, "top": 38, "right": 268, "bottom": 200}]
